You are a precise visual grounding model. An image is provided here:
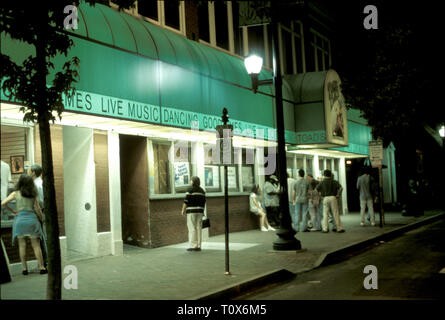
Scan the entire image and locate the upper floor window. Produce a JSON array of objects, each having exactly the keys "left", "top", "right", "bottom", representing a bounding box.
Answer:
[
  {"left": 198, "top": 1, "right": 236, "bottom": 54},
  {"left": 310, "top": 29, "right": 331, "bottom": 71},
  {"left": 280, "top": 21, "right": 304, "bottom": 75},
  {"left": 137, "top": 0, "right": 158, "bottom": 20},
  {"left": 136, "top": 0, "right": 185, "bottom": 35}
]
